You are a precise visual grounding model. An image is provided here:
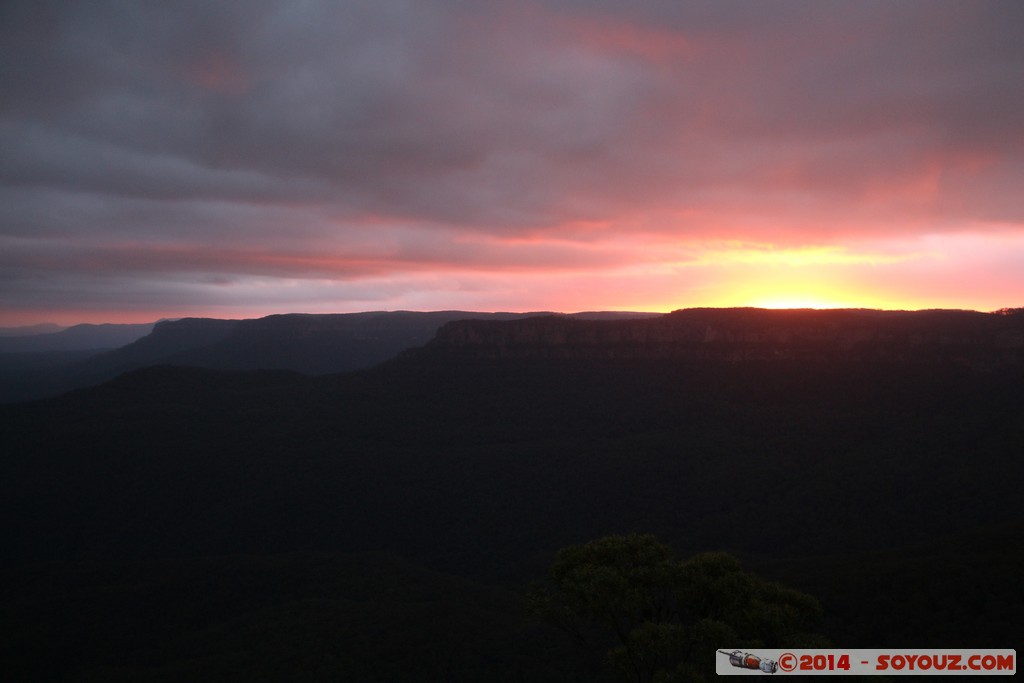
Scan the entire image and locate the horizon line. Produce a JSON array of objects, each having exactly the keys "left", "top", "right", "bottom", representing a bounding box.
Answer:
[{"left": 4, "top": 304, "right": 1022, "bottom": 331}]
